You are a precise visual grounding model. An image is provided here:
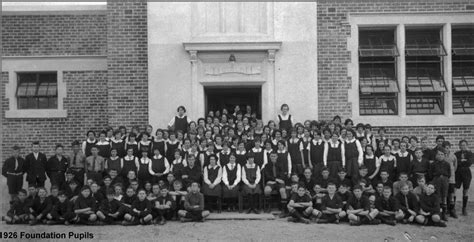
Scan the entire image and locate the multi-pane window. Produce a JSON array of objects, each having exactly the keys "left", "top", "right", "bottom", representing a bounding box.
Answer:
[
  {"left": 405, "top": 28, "right": 447, "bottom": 115},
  {"left": 16, "top": 72, "right": 58, "bottom": 109},
  {"left": 358, "top": 29, "right": 399, "bottom": 115},
  {"left": 452, "top": 26, "right": 474, "bottom": 114}
]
